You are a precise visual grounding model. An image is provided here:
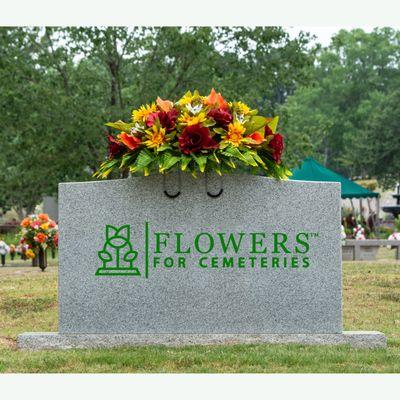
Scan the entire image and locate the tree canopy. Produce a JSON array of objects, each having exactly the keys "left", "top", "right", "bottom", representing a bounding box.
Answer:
[
  {"left": 0, "top": 26, "right": 399, "bottom": 216},
  {"left": 281, "top": 28, "right": 400, "bottom": 188}
]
